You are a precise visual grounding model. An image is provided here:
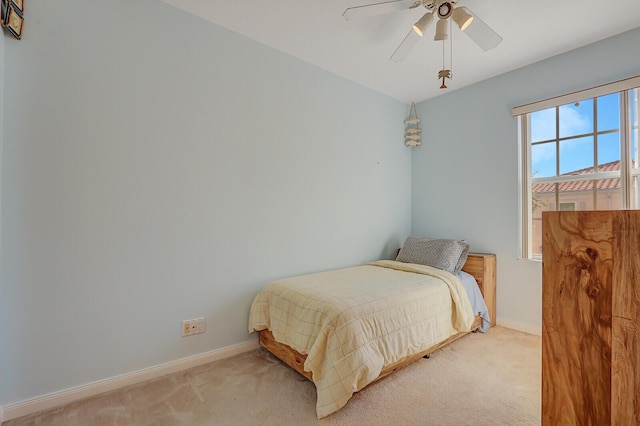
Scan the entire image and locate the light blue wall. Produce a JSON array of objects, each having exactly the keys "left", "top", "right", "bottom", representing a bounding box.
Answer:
[
  {"left": 0, "top": 21, "right": 4, "bottom": 238},
  {"left": 0, "top": 0, "right": 411, "bottom": 406},
  {"left": 0, "top": 18, "right": 6, "bottom": 416},
  {"left": 413, "top": 27, "right": 640, "bottom": 331}
]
